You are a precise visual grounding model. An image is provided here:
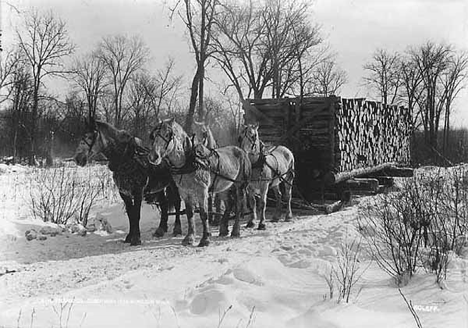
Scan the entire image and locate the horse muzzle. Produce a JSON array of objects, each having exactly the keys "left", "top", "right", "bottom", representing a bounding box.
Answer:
[
  {"left": 74, "top": 154, "right": 88, "bottom": 167},
  {"left": 148, "top": 151, "right": 162, "bottom": 165}
]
